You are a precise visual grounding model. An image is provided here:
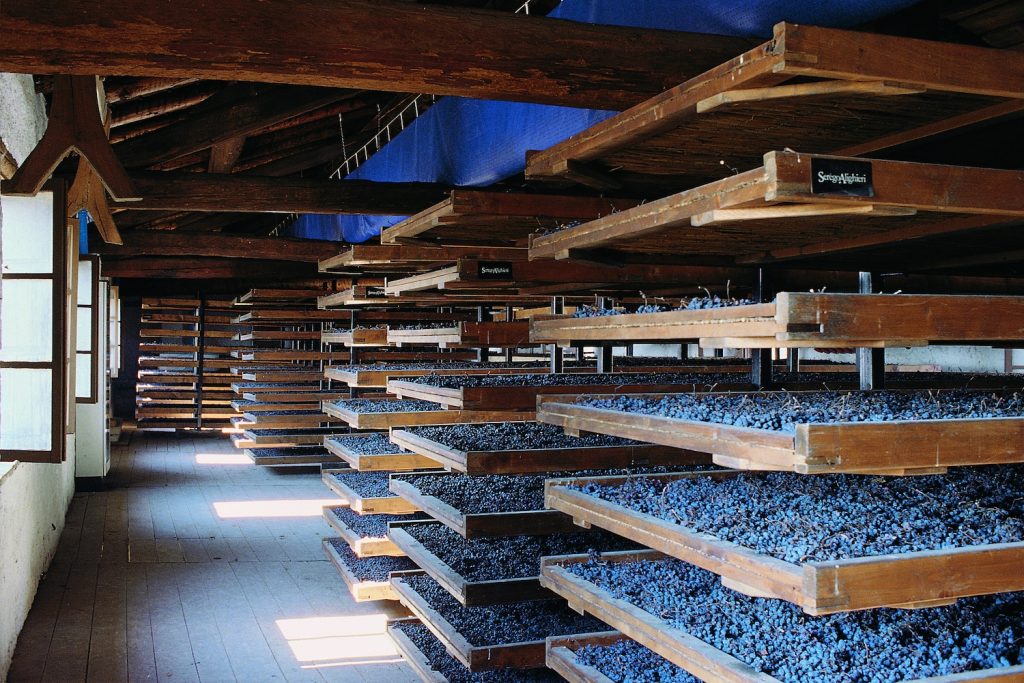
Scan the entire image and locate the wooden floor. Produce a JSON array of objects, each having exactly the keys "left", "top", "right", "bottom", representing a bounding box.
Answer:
[{"left": 8, "top": 431, "right": 418, "bottom": 683}]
